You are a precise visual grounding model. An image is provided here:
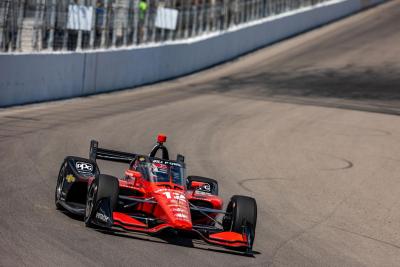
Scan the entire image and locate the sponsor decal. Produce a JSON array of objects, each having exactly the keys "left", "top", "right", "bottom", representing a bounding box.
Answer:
[
  {"left": 201, "top": 183, "right": 211, "bottom": 192},
  {"left": 175, "top": 213, "right": 188, "bottom": 219},
  {"left": 158, "top": 190, "right": 191, "bottom": 221},
  {"left": 194, "top": 183, "right": 211, "bottom": 195},
  {"left": 96, "top": 212, "right": 109, "bottom": 223},
  {"left": 75, "top": 162, "right": 93, "bottom": 173},
  {"left": 162, "top": 191, "right": 187, "bottom": 202},
  {"left": 171, "top": 207, "right": 186, "bottom": 213},
  {"left": 152, "top": 159, "right": 181, "bottom": 167},
  {"left": 153, "top": 163, "right": 168, "bottom": 173},
  {"left": 66, "top": 174, "right": 75, "bottom": 183}
]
